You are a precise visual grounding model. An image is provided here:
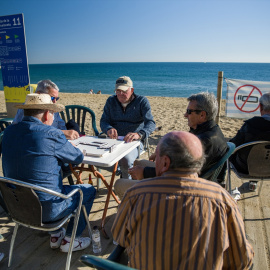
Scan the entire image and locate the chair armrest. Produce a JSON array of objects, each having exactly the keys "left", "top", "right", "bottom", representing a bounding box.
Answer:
[
  {"left": 0, "top": 176, "right": 81, "bottom": 200},
  {"left": 107, "top": 244, "right": 125, "bottom": 262}
]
